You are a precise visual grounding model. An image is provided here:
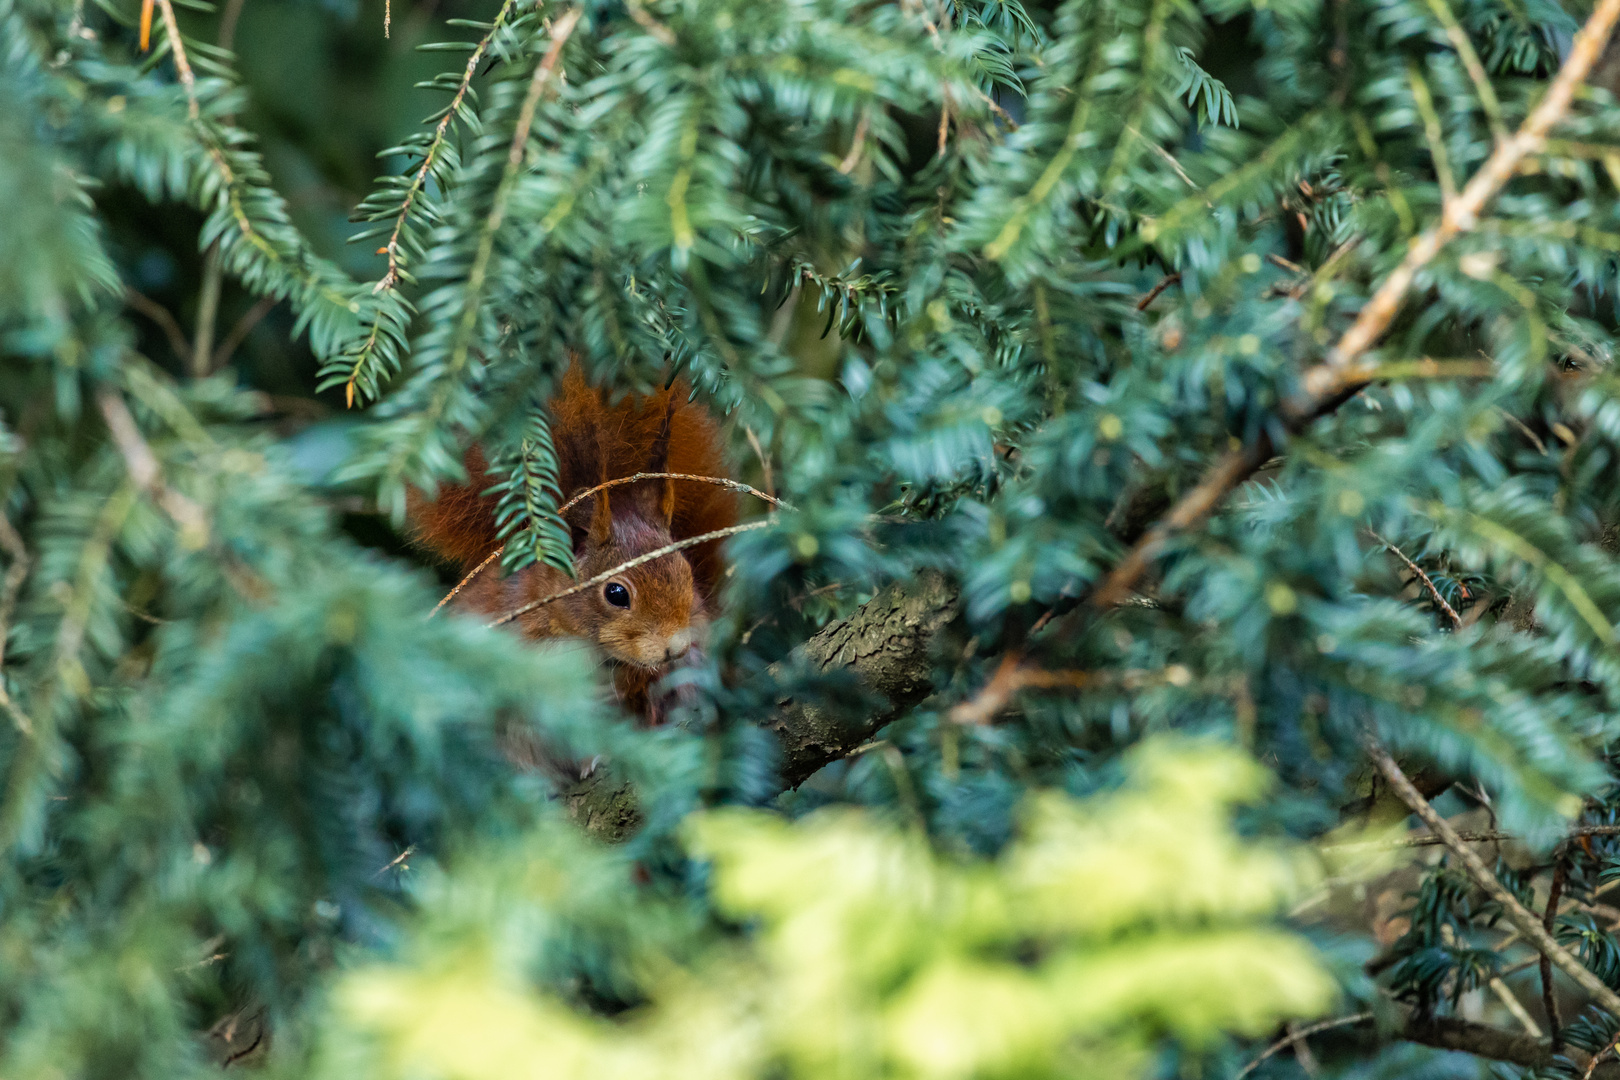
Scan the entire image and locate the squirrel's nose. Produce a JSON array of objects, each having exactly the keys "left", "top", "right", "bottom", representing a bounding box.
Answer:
[{"left": 664, "top": 629, "right": 694, "bottom": 661}]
